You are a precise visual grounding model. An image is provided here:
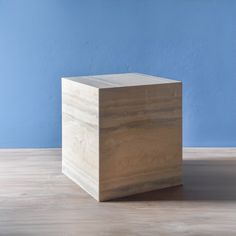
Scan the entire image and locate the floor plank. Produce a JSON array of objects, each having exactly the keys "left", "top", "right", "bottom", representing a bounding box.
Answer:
[{"left": 0, "top": 148, "right": 236, "bottom": 235}]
